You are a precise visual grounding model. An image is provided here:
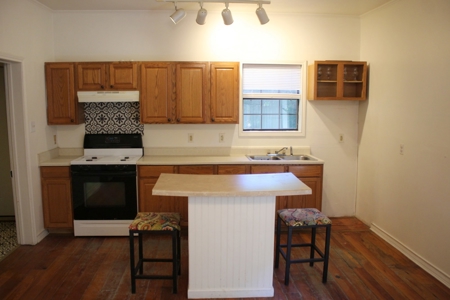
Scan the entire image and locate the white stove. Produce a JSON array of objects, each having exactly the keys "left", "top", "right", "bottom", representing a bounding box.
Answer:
[{"left": 70, "top": 134, "right": 143, "bottom": 237}]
